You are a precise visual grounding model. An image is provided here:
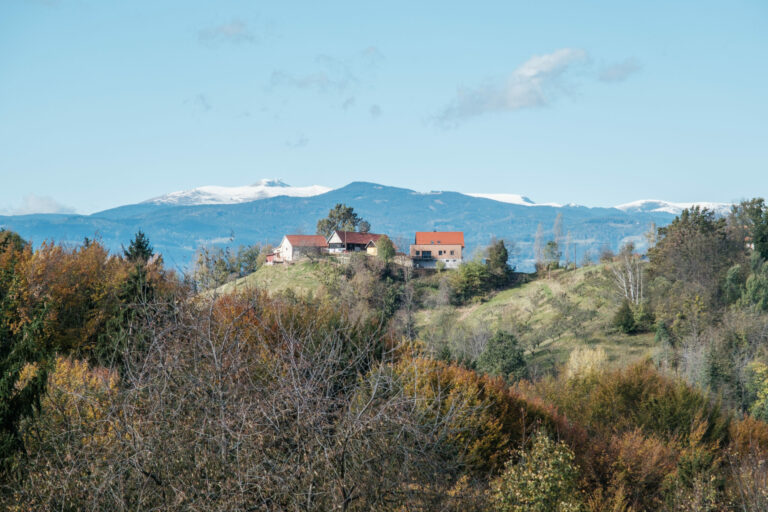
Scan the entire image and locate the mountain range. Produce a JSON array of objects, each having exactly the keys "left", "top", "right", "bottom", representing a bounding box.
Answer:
[{"left": 0, "top": 180, "right": 733, "bottom": 272}]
